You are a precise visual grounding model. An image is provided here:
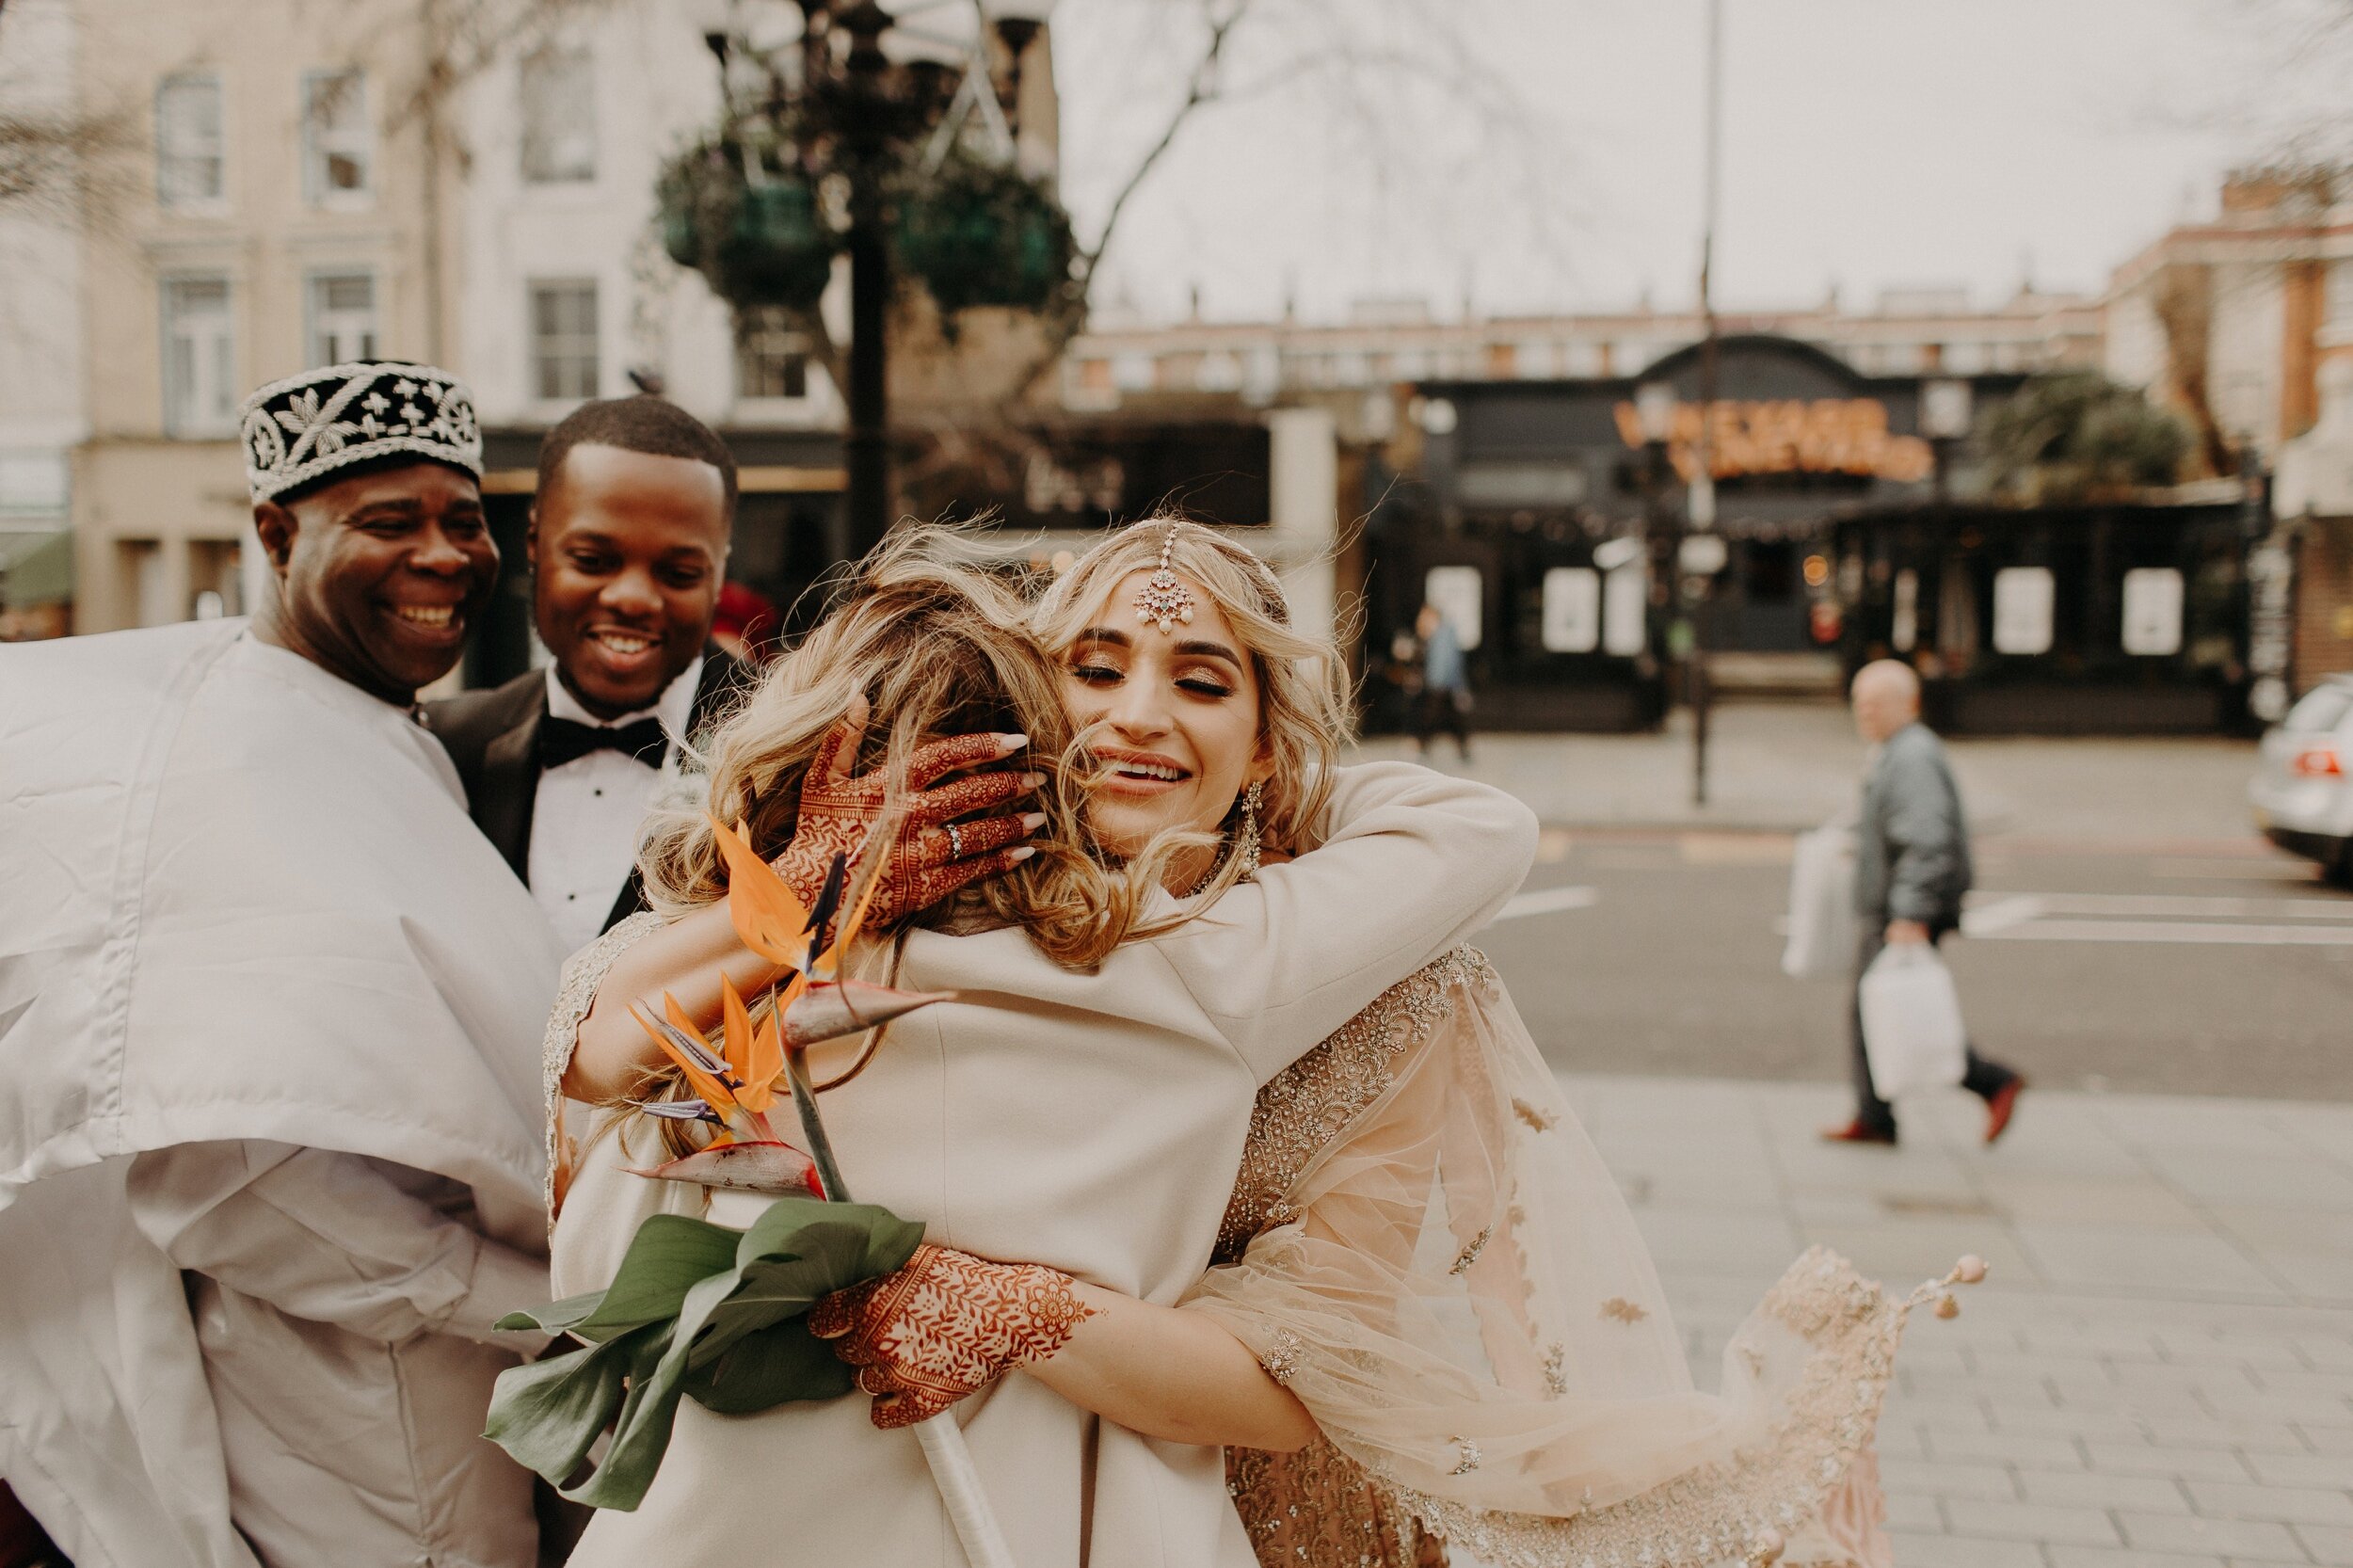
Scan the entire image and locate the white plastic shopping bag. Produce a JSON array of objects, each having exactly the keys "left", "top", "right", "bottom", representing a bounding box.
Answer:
[
  {"left": 1857, "top": 944, "right": 1967, "bottom": 1099},
  {"left": 1781, "top": 824, "right": 1858, "bottom": 979}
]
